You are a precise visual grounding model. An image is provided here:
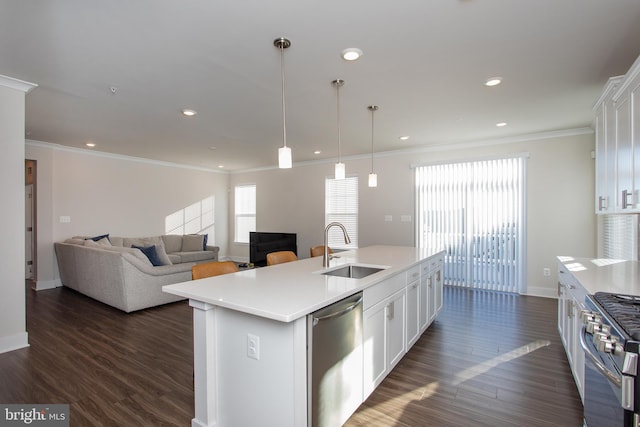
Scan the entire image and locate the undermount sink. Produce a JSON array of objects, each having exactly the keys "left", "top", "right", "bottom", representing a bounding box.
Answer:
[{"left": 321, "top": 264, "right": 386, "bottom": 279}]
